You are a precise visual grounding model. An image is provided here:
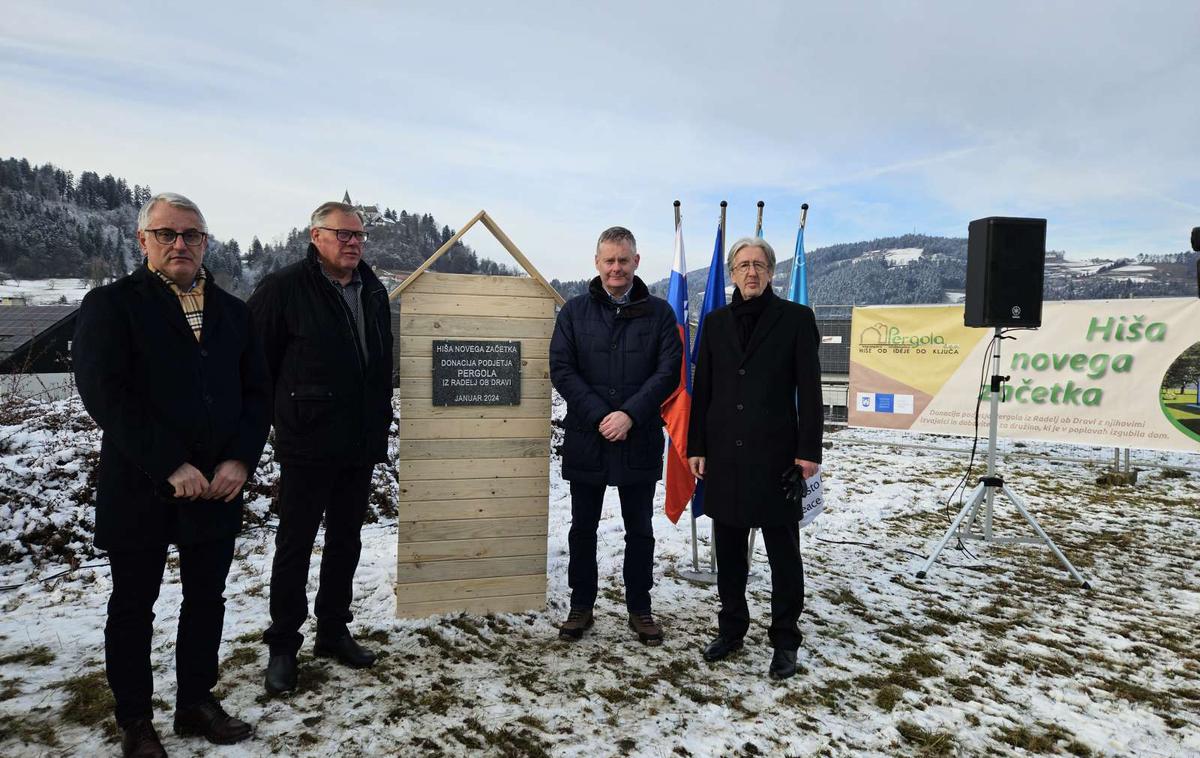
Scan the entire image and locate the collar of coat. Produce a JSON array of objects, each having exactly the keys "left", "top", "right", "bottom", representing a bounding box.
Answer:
[
  {"left": 731, "top": 282, "right": 775, "bottom": 311},
  {"left": 588, "top": 275, "right": 651, "bottom": 319}
]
